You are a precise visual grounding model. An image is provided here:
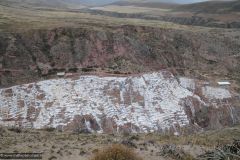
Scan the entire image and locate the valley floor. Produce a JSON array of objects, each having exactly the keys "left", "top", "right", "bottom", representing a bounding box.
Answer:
[{"left": 0, "top": 125, "right": 240, "bottom": 160}]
